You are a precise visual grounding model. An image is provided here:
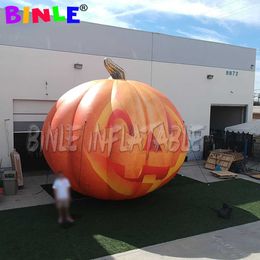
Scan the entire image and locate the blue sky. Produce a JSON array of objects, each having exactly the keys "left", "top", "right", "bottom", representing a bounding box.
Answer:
[{"left": 1, "top": 0, "right": 260, "bottom": 91}]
